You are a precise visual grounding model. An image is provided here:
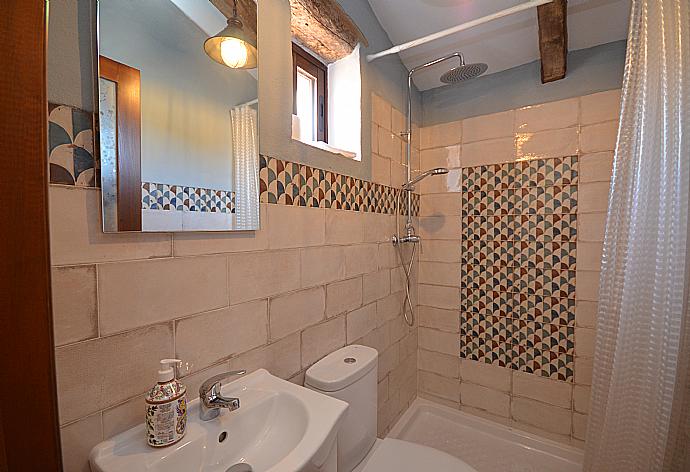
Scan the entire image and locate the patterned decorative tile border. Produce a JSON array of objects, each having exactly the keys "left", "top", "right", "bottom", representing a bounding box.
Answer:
[
  {"left": 142, "top": 182, "right": 235, "bottom": 213},
  {"left": 259, "top": 155, "right": 419, "bottom": 215},
  {"left": 48, "top": 104, "right": 97, "bottom": 186},
  {"left": 460, "top": 155, "right": 578, "bottom": 381}
]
